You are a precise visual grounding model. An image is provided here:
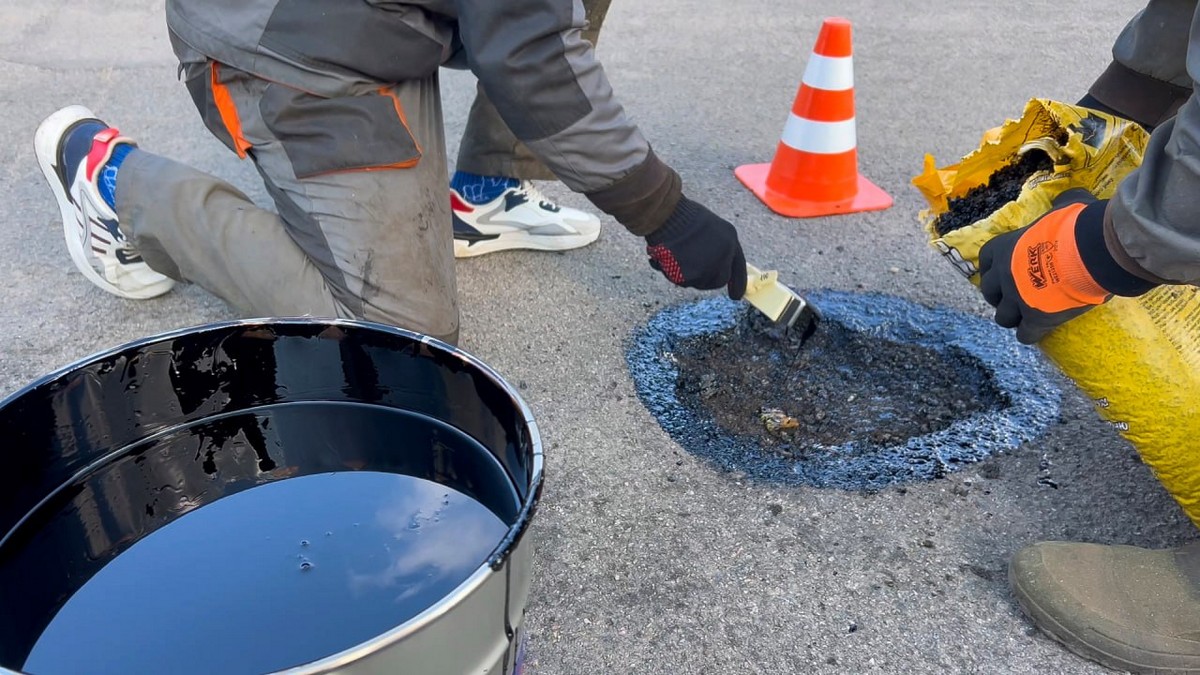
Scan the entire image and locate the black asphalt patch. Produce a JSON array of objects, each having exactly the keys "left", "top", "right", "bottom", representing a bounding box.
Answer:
[{"left": 626, "top": 290, "right": 1063, "bottom": 491}]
